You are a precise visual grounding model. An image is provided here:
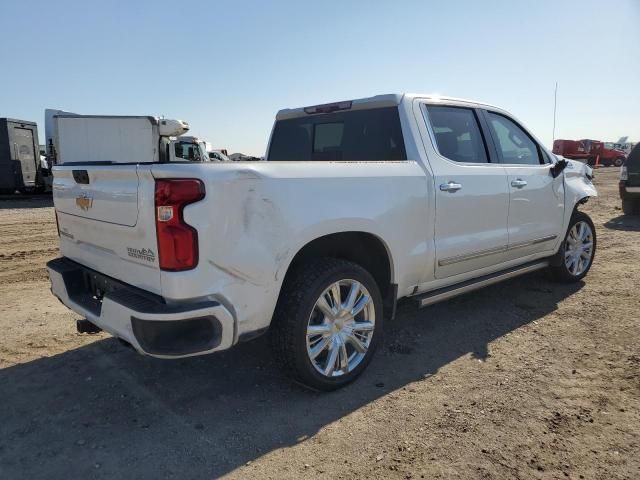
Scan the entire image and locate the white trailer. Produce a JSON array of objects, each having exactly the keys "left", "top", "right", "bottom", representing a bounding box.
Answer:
[{"left": 46, "top": 111, "right": 190, "bottom": 165}]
